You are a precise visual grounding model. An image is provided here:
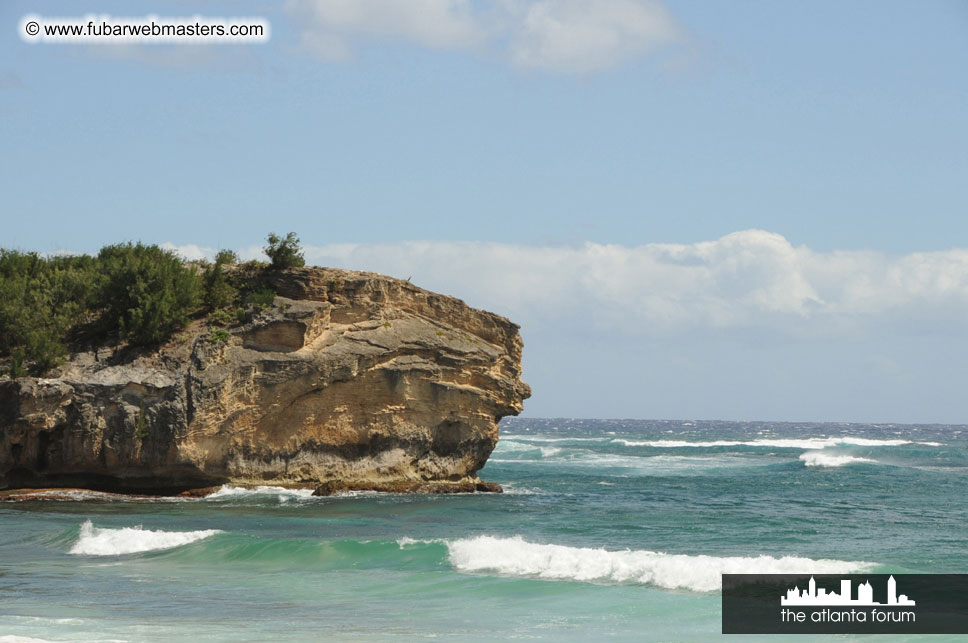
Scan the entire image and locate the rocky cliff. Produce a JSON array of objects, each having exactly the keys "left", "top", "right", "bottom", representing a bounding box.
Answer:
[{"left": 0, "top": 267, "right": 530, "bottom": 495}]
